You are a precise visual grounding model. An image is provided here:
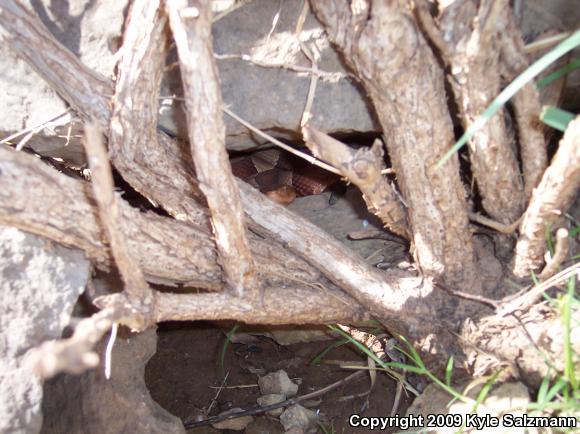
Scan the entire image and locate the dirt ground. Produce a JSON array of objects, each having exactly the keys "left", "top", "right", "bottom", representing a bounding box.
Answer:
[{"left": 146, "top": 321, "right": 413, "bottom": 433}]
